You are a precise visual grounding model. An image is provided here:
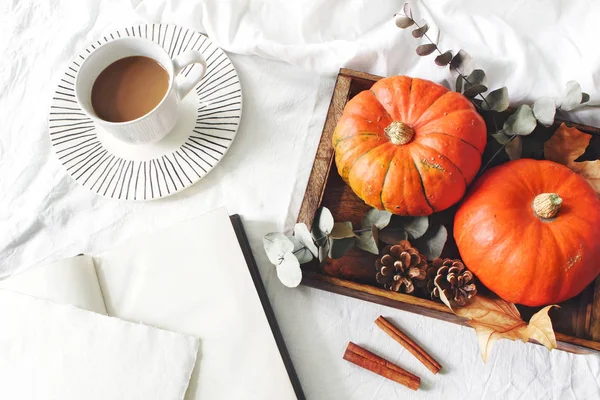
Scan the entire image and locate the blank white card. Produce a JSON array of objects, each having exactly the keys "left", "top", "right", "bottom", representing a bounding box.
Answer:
[{"left": 0, "top": 290, "right": 199, "bottom": 400}]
